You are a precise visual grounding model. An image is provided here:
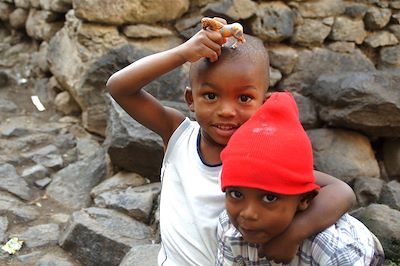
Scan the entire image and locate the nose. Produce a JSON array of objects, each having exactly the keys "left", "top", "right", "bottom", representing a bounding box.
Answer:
[
  {"left": 239, "top": 203, "right": 259, "bottom": 221},
  {"left": 217, "top": 101, "right": 236, "bottom": 117}
]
